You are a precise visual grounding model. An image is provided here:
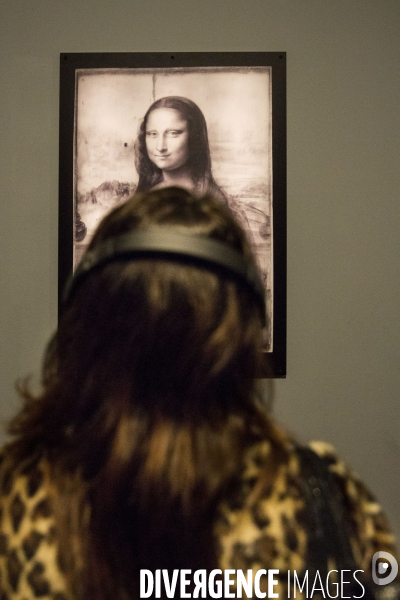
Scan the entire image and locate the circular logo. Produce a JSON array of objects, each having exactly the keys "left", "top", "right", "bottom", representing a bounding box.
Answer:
[{"left": 372, "top": 551, "right": 398, "bottom": 586}]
